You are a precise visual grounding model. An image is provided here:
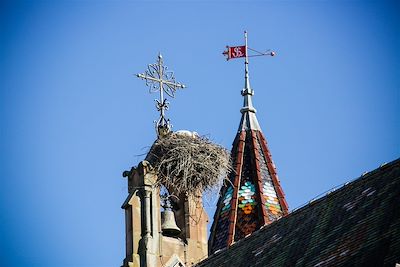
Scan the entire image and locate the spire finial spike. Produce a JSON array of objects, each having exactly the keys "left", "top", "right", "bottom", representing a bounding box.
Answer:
[
  {"left": 244, "top": 30, "right": 251, "bottom": 91},
  {"left": 241, "top": 31, "right": 256, "bottom": 115}
]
